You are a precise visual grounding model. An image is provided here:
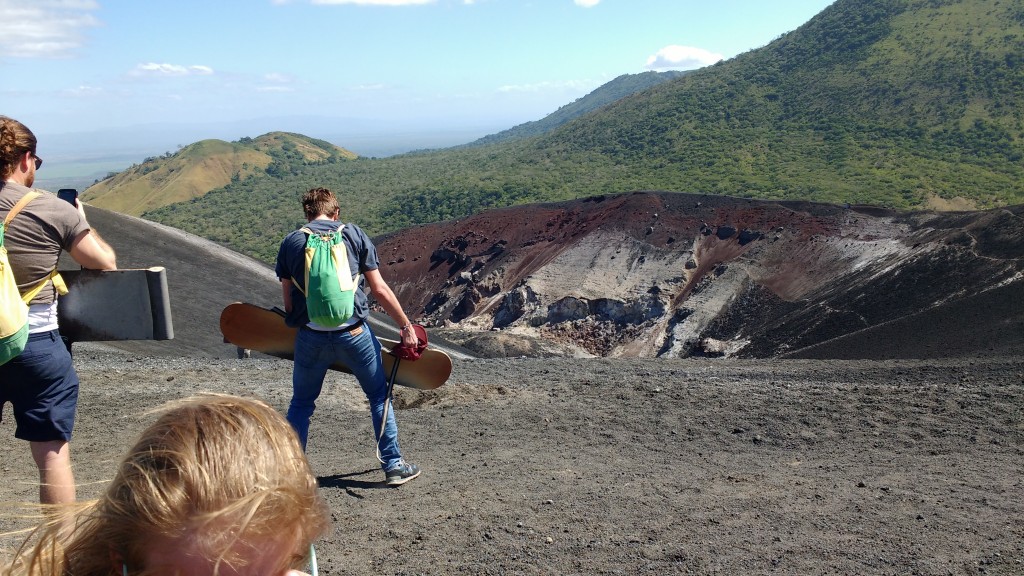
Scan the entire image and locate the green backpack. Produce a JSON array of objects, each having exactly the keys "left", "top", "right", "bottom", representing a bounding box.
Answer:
[{"left": 298, "top": 225, "right": 359, "bottom": 327}]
